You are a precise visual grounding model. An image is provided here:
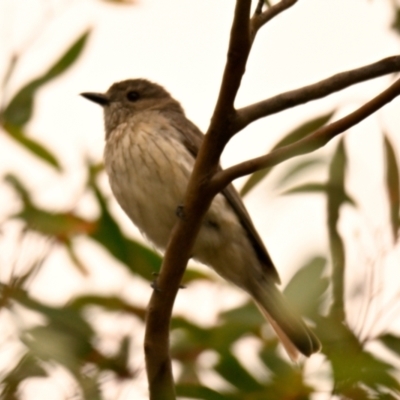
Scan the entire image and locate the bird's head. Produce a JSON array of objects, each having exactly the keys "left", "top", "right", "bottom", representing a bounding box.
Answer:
[{"left": 81, "top": 79, "right": 183, "bottom": 138}]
